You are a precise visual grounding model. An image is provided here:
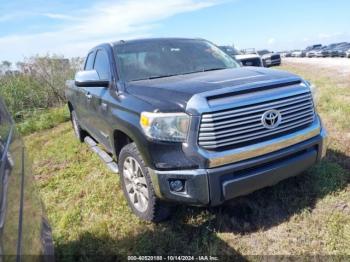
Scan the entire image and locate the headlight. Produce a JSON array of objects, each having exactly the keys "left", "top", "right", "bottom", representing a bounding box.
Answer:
[{"left": 140, "top": 112, "right": 190, "bottom": 142}]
